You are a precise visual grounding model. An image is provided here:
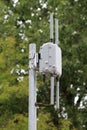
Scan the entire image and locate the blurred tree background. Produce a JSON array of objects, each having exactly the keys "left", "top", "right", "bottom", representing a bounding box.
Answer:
[{"left": 0, "top": 0, "right": 87, "bottom": 129}]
